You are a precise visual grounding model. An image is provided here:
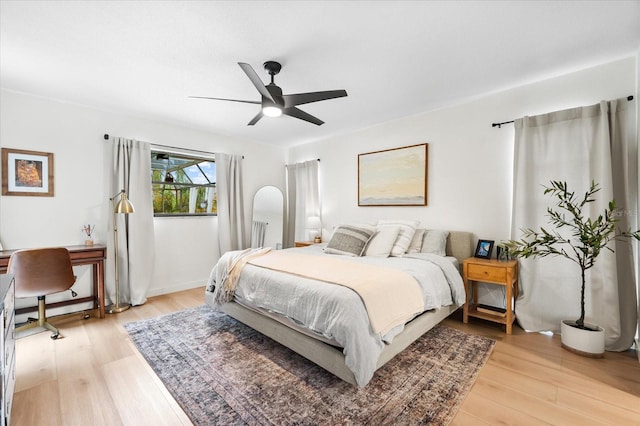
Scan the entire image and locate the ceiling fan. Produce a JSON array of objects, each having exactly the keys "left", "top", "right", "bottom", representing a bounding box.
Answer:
[{"left": 190, "top": 61, "right": 348, "bottom": 126}]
